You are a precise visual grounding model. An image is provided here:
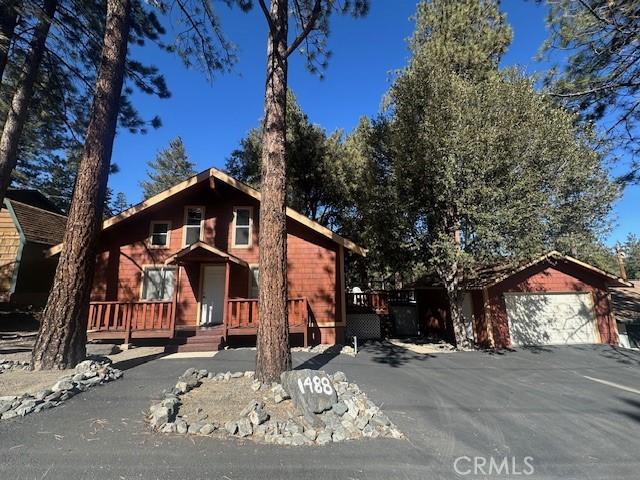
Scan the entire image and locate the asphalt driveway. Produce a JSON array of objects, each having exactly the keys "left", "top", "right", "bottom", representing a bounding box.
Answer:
[{"left": 1, "top": 344, "right": 639, "bottom": 479}]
